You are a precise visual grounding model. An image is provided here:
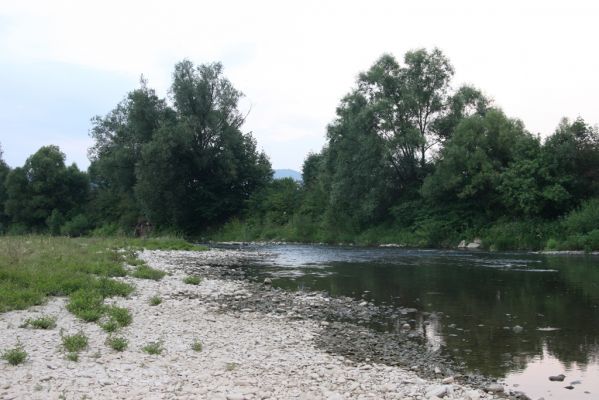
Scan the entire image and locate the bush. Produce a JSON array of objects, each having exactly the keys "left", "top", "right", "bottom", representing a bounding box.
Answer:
[
  {"left": 563, "top": 198, "right": 599, "bottom": 234},
  {"left": 61, "top": 214, "right": 91, "bottom": 237}
]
